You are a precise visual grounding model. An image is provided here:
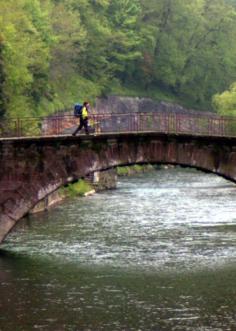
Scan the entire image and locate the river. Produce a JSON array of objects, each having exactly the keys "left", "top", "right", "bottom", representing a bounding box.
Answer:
[{"left": 1, "top": 167, "right": 236, "bottom": 331}]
